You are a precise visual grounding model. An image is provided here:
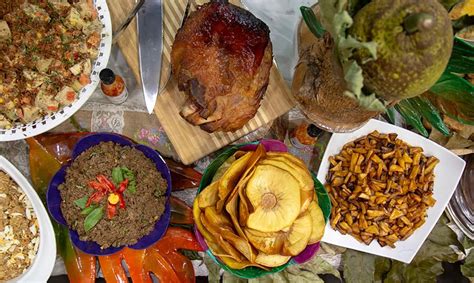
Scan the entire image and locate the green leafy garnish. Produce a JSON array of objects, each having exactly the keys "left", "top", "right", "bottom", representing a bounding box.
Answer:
[
  {"left": 73, "top": 196, "right": 88, "bottom": 209},
  {"left": 121, "top": 167, "right": 136, "bottom": 193},
  {"left": 81, "top": 204, "right": 97, "bottom": 215},
  {"left": 111, "top": 167, "right": 124, "bottom": 186},
  {"left": 111, "top": 166, "right": 136, "bottom": 193},
  {"left": 84, "top": 207, "right": 104, "bottom": 232}
]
